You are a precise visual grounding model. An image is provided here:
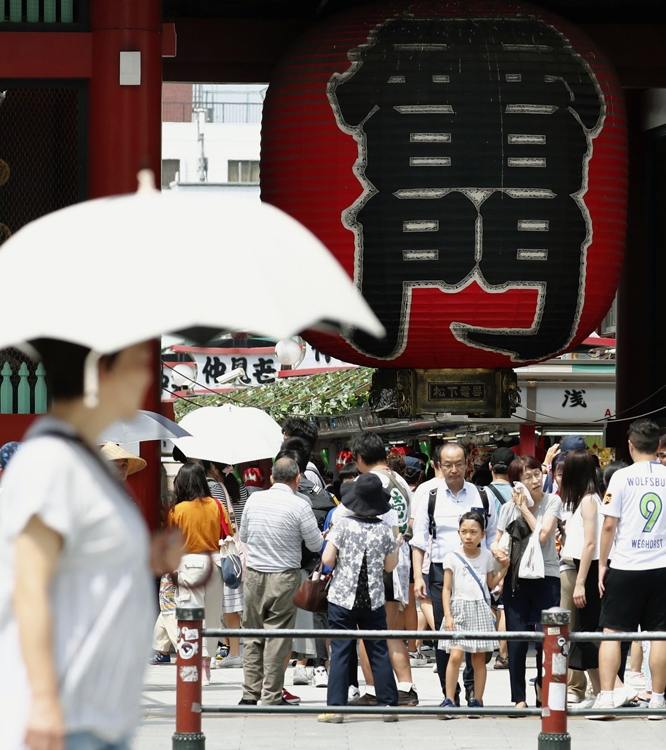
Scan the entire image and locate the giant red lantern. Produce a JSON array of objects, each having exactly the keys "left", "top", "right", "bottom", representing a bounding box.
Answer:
[{"left": 261, "top": 0, "right": 627, "bottom": 378}]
